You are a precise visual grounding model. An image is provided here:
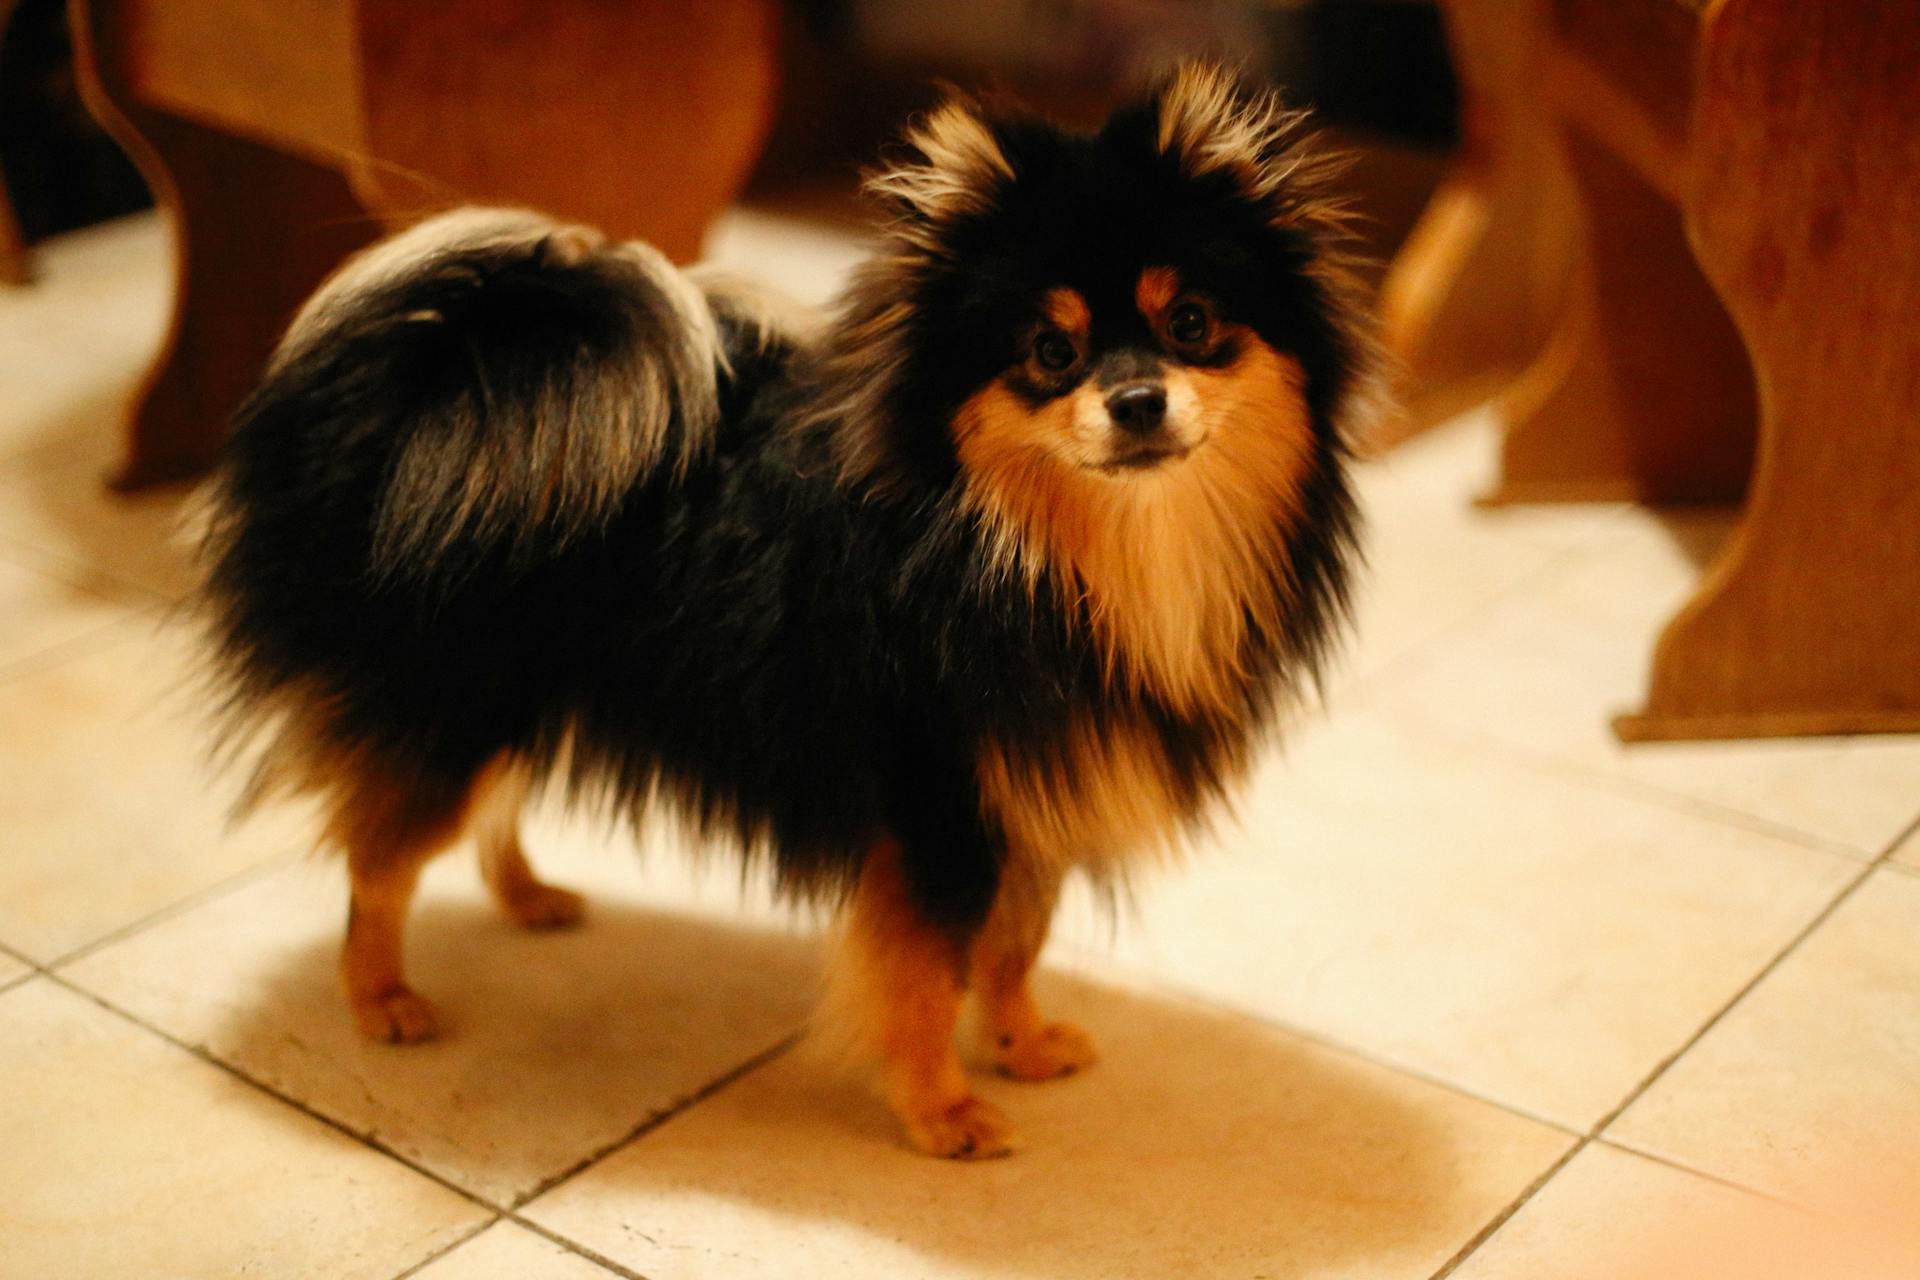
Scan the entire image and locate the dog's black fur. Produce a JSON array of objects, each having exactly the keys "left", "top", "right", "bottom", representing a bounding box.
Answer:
[{"left": 198, "top": 66, "right": 1370, "bottom": 947}]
